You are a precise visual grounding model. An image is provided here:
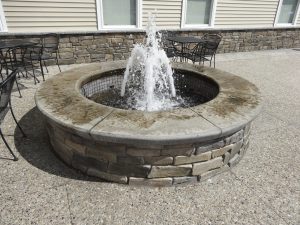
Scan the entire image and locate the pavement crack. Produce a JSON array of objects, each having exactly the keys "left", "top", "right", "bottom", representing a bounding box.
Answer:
[{"left": 65, "top": 186, "right": 75, "bottom": 225}]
